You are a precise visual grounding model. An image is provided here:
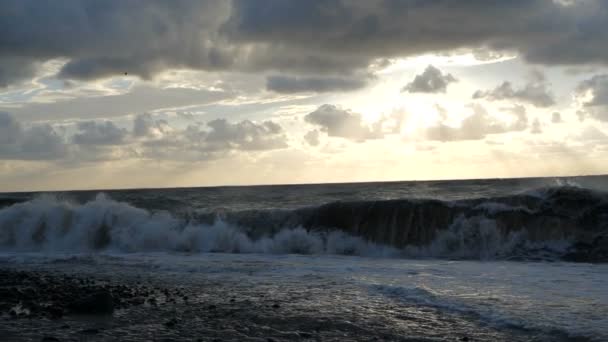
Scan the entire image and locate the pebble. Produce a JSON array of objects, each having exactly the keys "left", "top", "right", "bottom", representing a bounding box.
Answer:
[
  {"left": 40, "top": 337, "right": 60, "bottom": 342},
  {"left": 0, "top": 270, "right": 157, "bottom": 319}
]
